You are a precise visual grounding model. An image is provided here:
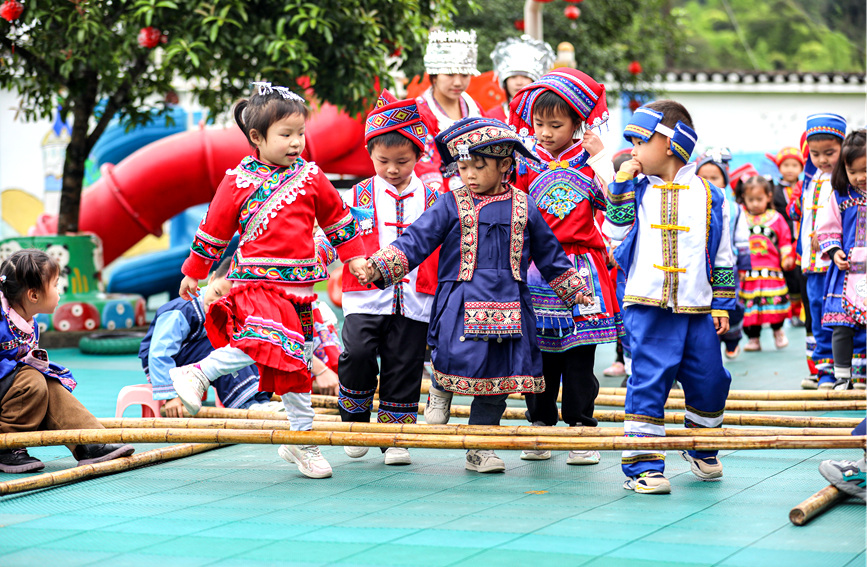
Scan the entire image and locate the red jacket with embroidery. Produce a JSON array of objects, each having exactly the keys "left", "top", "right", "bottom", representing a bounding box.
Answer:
[{"left": 182, "top": 156, "right": 365, "bottom": 283}]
